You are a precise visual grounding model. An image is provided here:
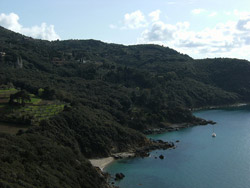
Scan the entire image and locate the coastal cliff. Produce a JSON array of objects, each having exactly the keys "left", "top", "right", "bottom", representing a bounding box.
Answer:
[{"left": 1, "top": 26, "right": 250, "bottom": 187}]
